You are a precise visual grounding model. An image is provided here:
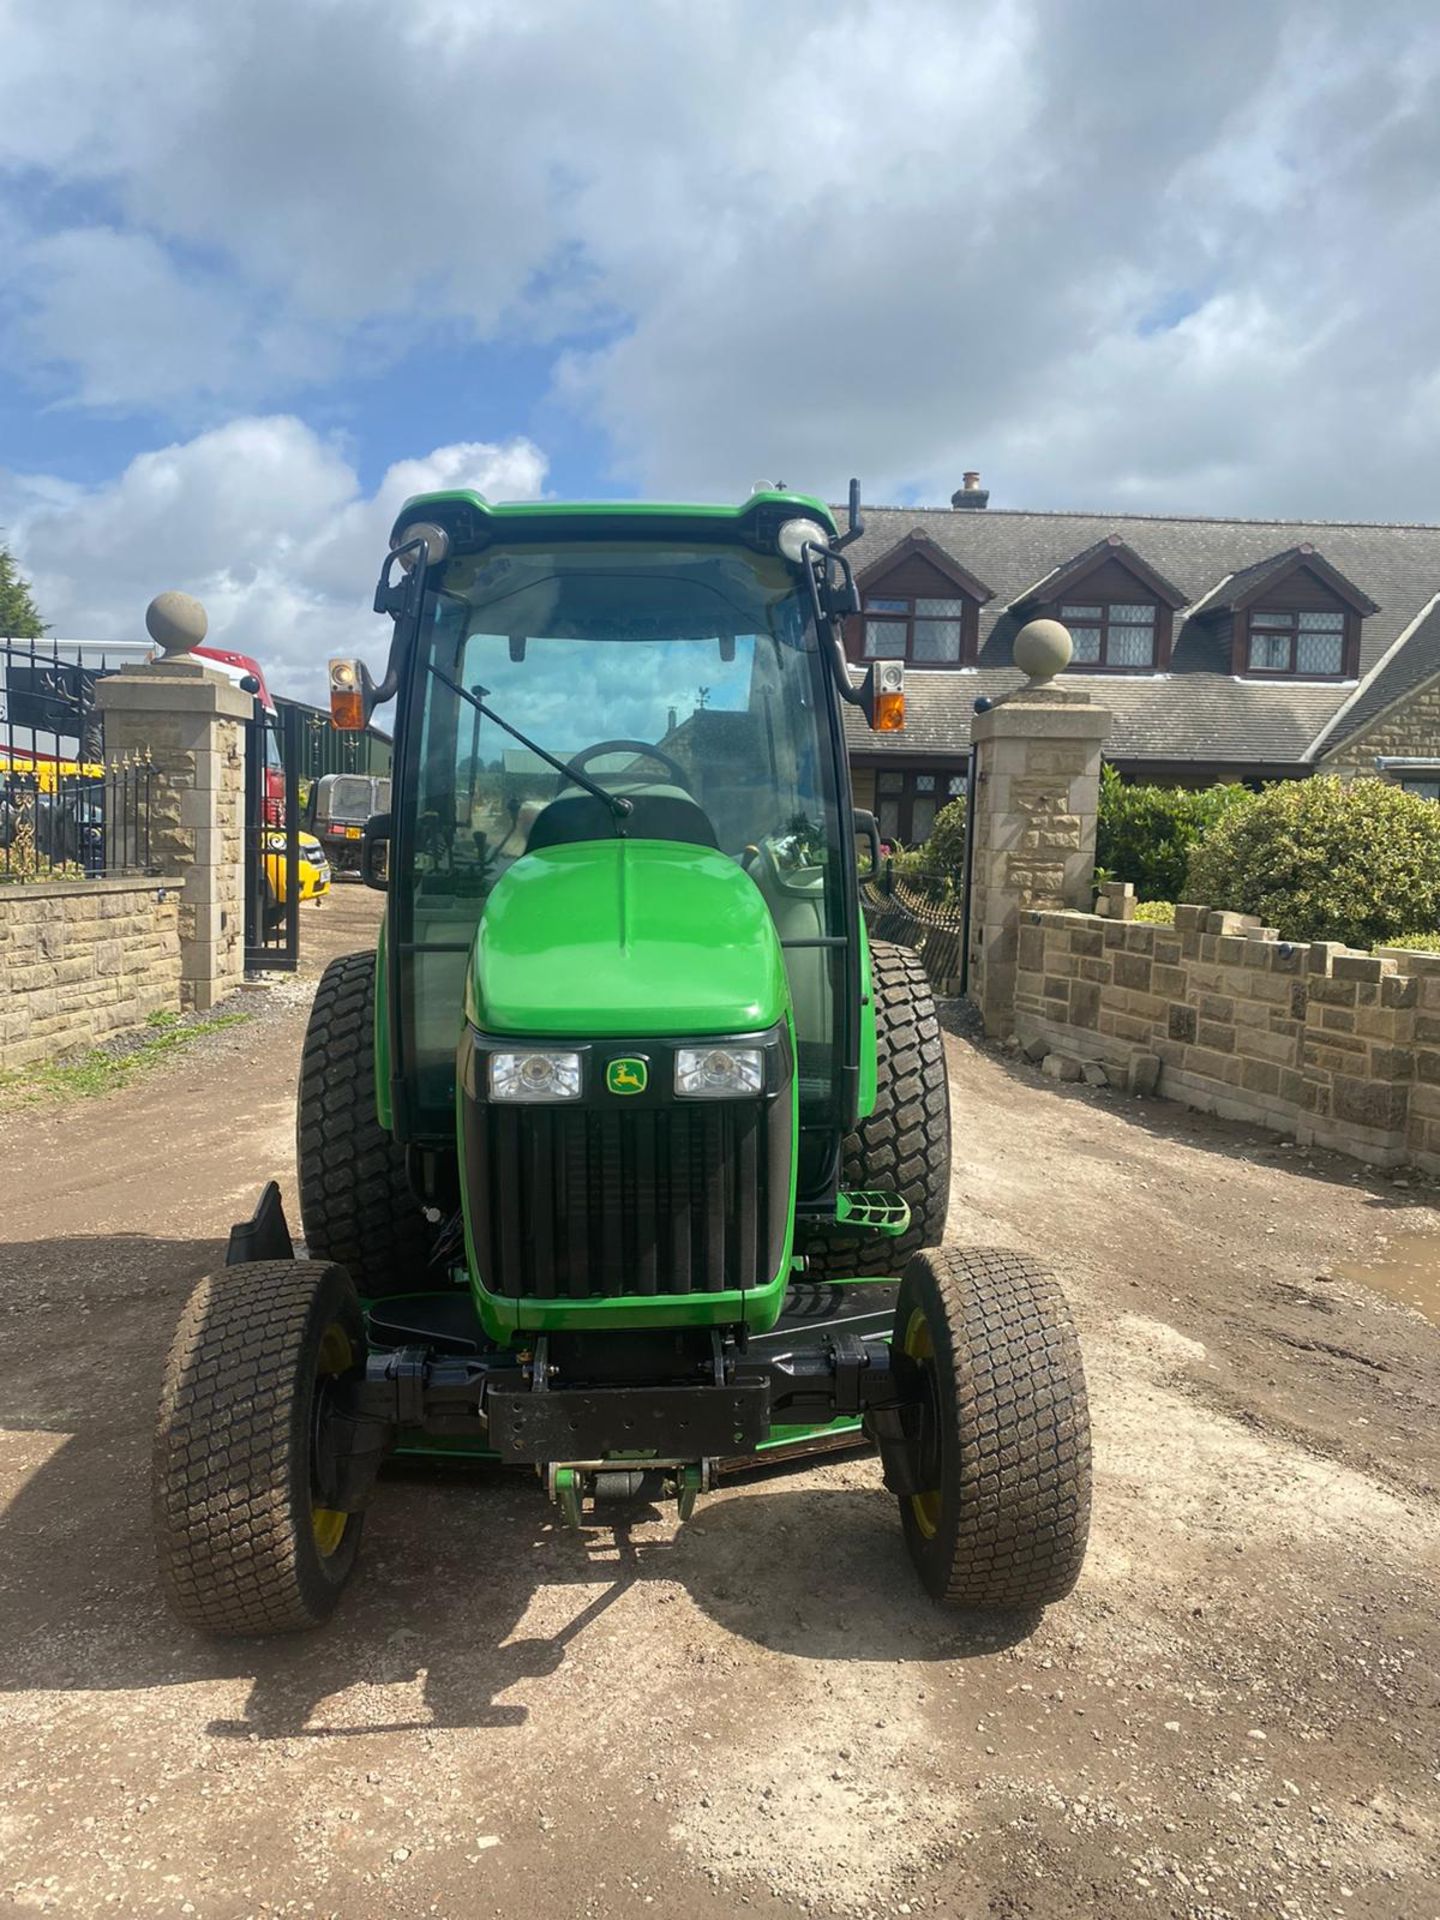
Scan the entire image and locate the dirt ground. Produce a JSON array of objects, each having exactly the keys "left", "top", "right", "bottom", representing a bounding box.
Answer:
[{"left": 1, "top": 885, "right": 1437, "bottom": 1920}]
